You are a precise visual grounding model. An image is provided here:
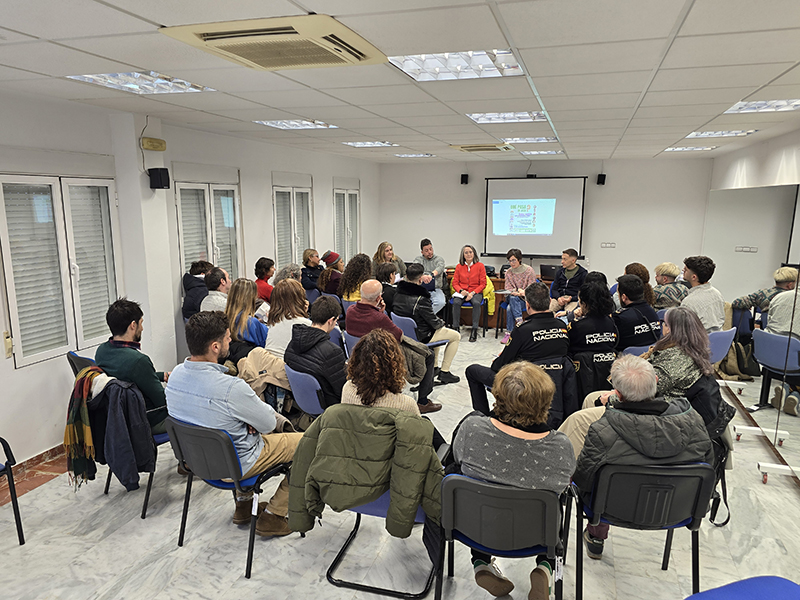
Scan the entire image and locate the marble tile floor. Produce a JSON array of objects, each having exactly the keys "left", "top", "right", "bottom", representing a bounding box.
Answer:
[{"left": 2, "top": 330, "right": 799, "bottom": 600}]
